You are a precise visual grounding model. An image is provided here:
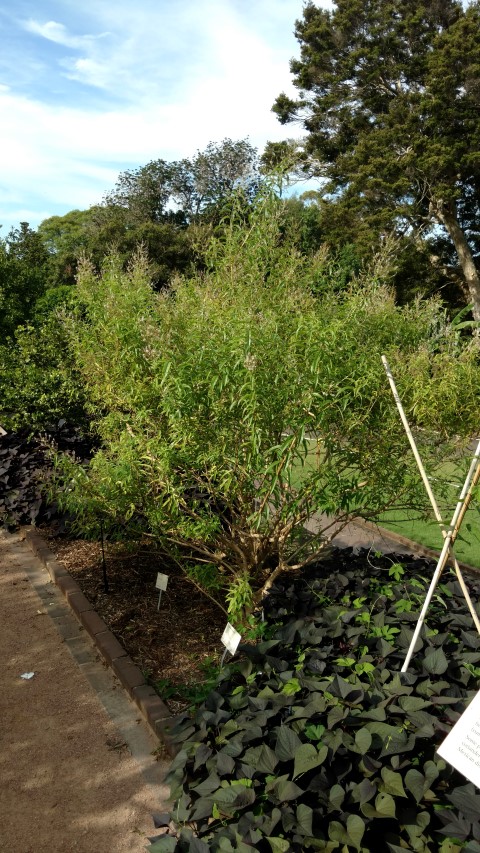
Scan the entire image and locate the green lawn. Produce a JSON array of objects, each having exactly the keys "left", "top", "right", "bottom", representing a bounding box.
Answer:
[
  {"left": 290, "top": 438, "right": 480, "bottom": 568},
  {"left": 379, "top": 455, "right": 480, "bottom": 568},
  {"left": 379, "top": 506, "right": 480, "bottom": 568}
]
